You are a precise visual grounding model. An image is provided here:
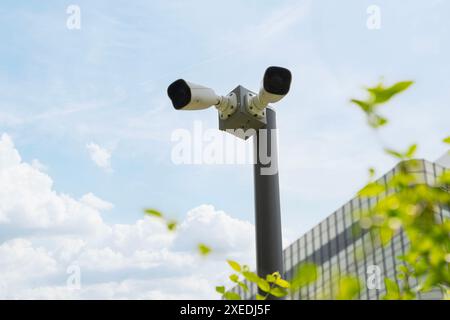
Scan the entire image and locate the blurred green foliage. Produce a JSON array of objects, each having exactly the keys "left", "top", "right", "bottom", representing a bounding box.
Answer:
[
  {"left": 144, "top": 208, "right": 163, "bottom": 218},
  {"left": 358, "top": 156, "right": 450, "bottom": 299},
  {"left": 217, "top": 260, "right": 291, "bottom": 300},
  {"left": 351, "top": 80, "right": 413, "bottom": 128},
  {"left": 198, "top": 243, "right": 212, "bottom": 256},
  {"left": 351, "top": 81, "right": 449, "bottom": 299},
  {"left": 335, "top": 276, "right": 361, "bottom": 300},
  {"left": 144, "top": 208, "right": 178, "bottom": 231},
  {"left": 144, "top": 209, "right": 211, "bottom": 256}
]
